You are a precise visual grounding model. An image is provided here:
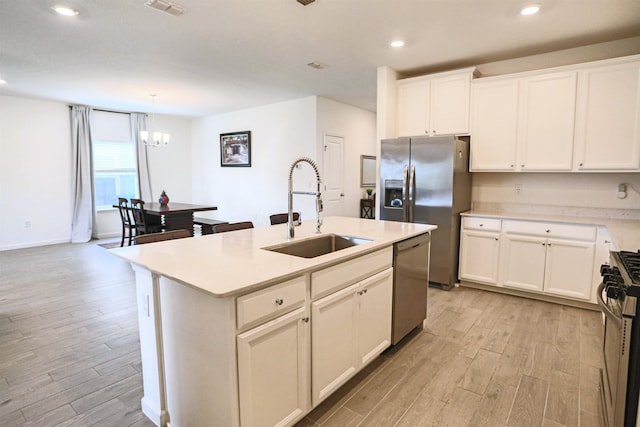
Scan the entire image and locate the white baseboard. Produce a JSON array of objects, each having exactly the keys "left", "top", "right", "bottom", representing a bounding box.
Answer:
[{"left": 0, "top": 238, "right": 69, "bottom": 252}]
